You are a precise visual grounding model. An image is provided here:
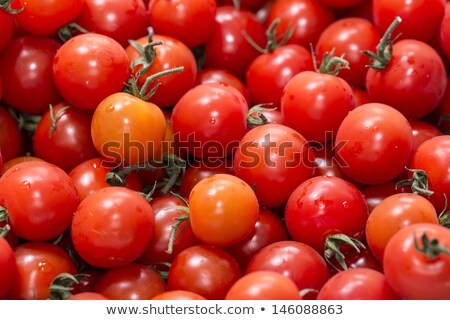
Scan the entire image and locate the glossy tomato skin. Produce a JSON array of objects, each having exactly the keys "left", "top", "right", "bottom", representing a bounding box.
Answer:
[
  {"left": 8, "top": 242, "right": 77, "bottom": 300},
  {"left": 75, "top": 0, "right": 149, "bottom": 48},
  {"left": 266, "top": 0, "right": 335, "bottom": 48},
  {"left": 69, "top": 158, "right": 142, "bottom": 201},
  {"left": 71, "top": 187, "right": 155, "bottom": 268},
  {"left": 317, "top": 268, "right": 398, "bottom": 300},
  {"left": 366, "top": 40, "right": 447, "bottom": 120},
  {"left": 33, "top": 103, "right": 99, "bottom": 172},
  {"left": 94, "top": 263, "right": 166, "bottom": 300},
  {"left": 373, "top": 0, "right": 445, "bottom": 44},
  {"left": 233, "top": 124, "right": 315, "bottom": 208},
  {"left": 352, "top": 87, "right": 371, "bottom": 107},
  {"left": 0, "top": 36, "right": 61, "bottom": 114},
  {"left": 335, "top": 103, "right": 414, "bottom": 185},
  {"left": 316, "top": 17, "right": 380, "bottom": 88},
  {"left": 225, "top": 209, "right": 289, "bottom": 270},
  {"left": 53, "top": 33, "right": 130, "bottom": 111},
  {"left": 218, "top": 0, "right": 271, "bottom": 12},
  {"left": 0, "top": 106, "right": 22, "bottom": 163},
  {"left": 168, "top": 245, "right": 242, "bottom": 300},
  {"left": 126, "top": 34, "right": 197, "bottom": 108},
  {"left": 317, "top": 0, "right": 365, "bottom": 8},
  {"left": 246, "top": 44, "right": 313, "bottom": 108},
  {"left": 0, "top": 237, "right": 16, "bottom": 299},
  {"left": 91, "top": 92, "right": 166, "bottom": 165},
  {"left": 0, "top": 10, "right": 14, "bottom": 54},
  {"left": 383, "top": 223, "right": 450, "bottom": 299},
  {"left": 409, "top": 120, "right": 442, "bottom": 155},
  {"left": 281, "top": 71, "right": 355, "bottom": 143},
  {"left": 152, "top": 290, "right": 206, "bottom": 300},
  {"left": 172, "top": 83, "right": 248, "bottom": 160},
  {"left": 366, "top": 193, "right": 438, "bottom": 262},
  {"left": 13, "top": 0, "right": 84, "bottom": 36},
  {"left": 148, "top": 0, "right": 216, "bottom": 48},
  {"left": 0, "top": 161, "right": 80, "bottom": 242},
  {"left": 246, "top": 241, "right": 330, "bottom": 299},
  {"left": 204, "top": 6, "right": 266, "bottom": 79},
  {"left": 137, "top": 195, "right": 200, "bottom": 266},
  {"left": 189, "top": 174, "right": 259, "bottom": 247},
  {"left": 226, "top": 271, "right": 301, "bottom": 300},
  {"left": 408, "top": 136, "right": 450, "bottom": 212},
  {"left": 69, "top": 292, "right": 109, "bottom": 300},
  {"left": 440, "top": 2, "right": 450, "bottom": 61},
  {"left": 285, "top": 176, "right": 368, "bottom": 252},
  {"left": 362, "top": 181, "right": 410, "bottom": 213}
]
